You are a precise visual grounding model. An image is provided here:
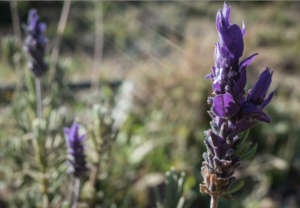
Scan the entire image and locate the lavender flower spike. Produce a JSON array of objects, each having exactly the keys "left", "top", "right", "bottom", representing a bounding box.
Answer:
[
  {"left": 24, "top": 9, "right": 48, "bottom": 77},
  {"left": 201, "top": 2, "right": 275, "bottom": 204},
  {"left": 64, "top": 122, "right": 87, "bottom": 178}
]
